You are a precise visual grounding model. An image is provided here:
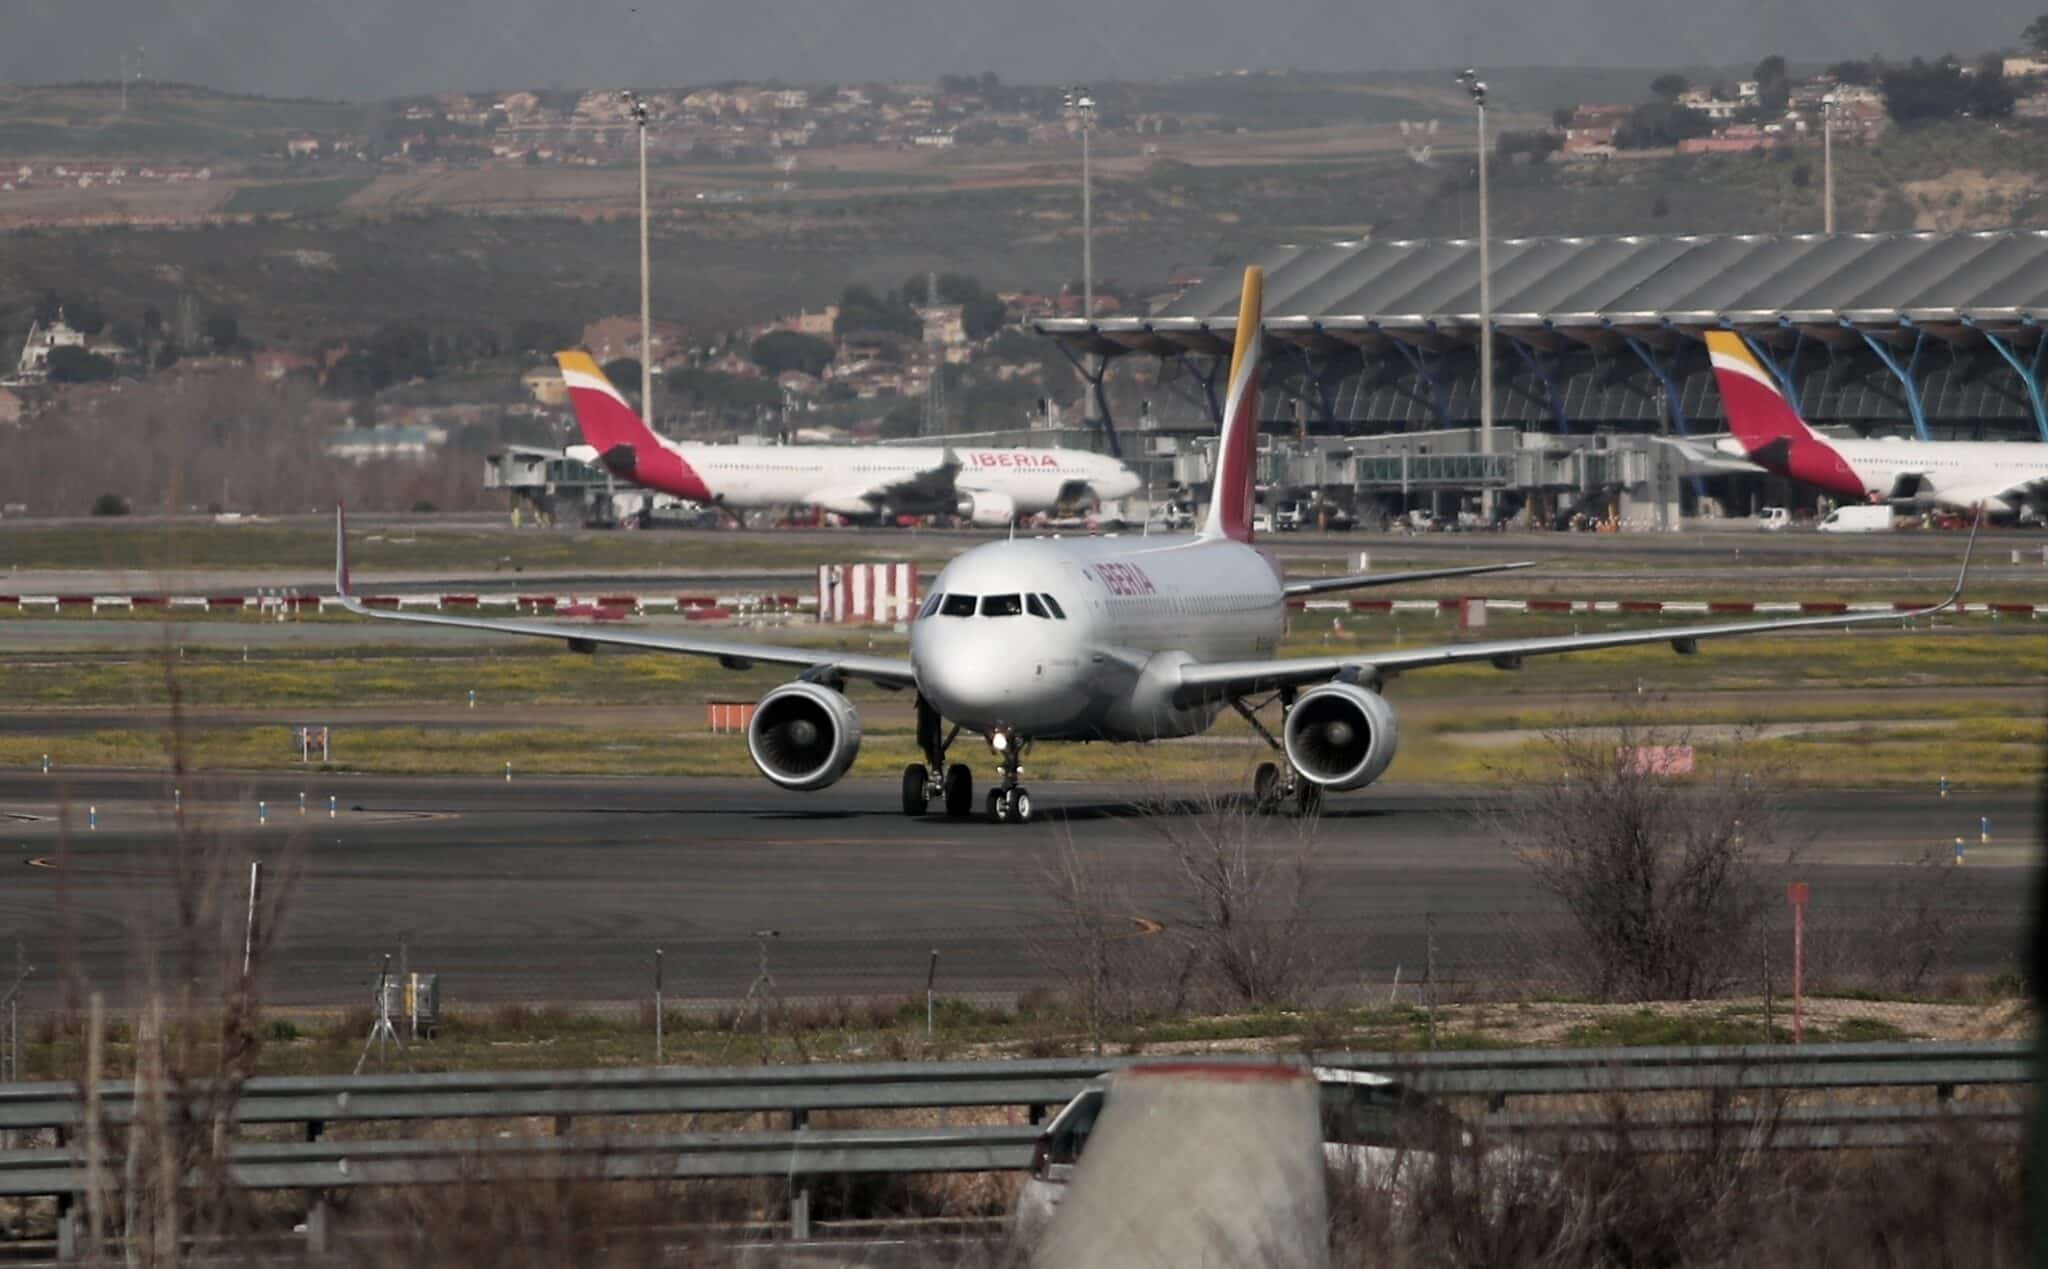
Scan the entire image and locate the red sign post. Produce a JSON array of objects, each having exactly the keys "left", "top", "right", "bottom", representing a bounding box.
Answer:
[{"left": 1786, "top": 882, "right": 1810, "bottom": 1044}]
